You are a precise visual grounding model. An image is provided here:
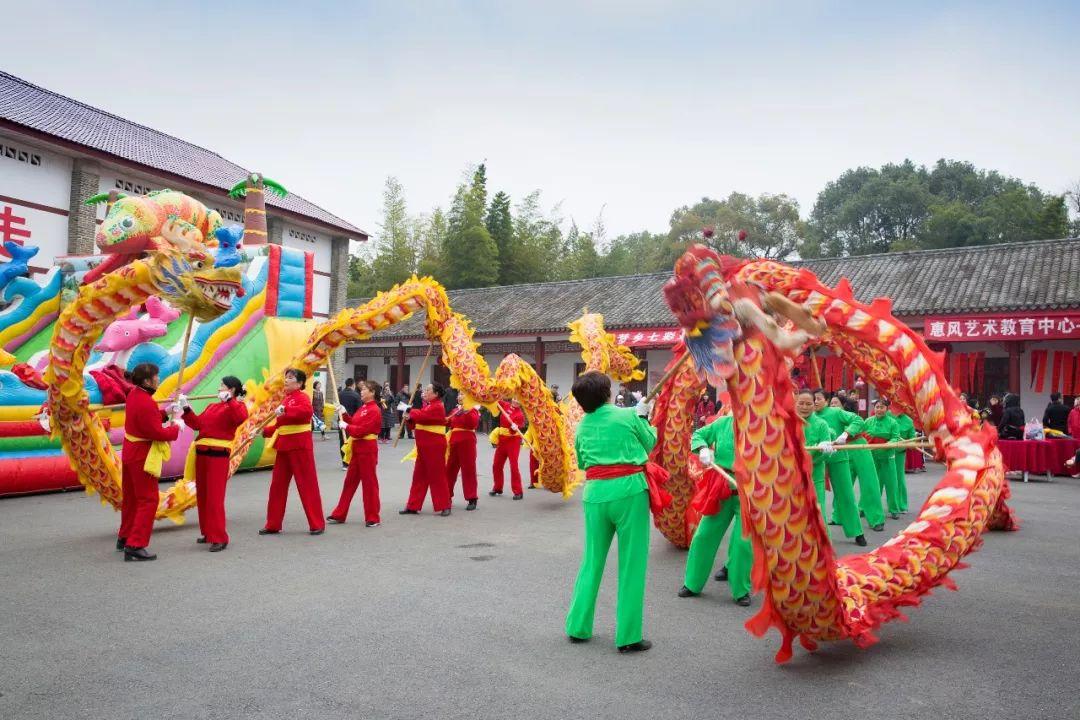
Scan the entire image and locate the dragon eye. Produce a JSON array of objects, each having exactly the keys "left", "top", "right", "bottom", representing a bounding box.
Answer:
[
  {"left": 120, "top": 217, "right": 135, "bottom": 229},
  {"left": 193, "top": 260, "right": 204, "bottom": 269}
]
